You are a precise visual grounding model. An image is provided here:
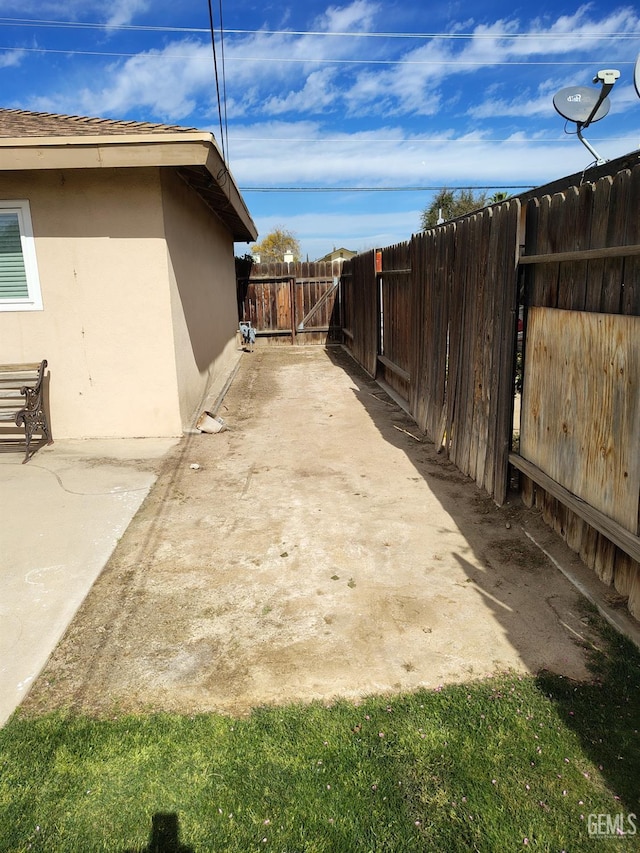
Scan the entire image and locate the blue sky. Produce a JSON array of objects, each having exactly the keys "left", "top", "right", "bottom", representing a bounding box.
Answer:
[{"left": 1, "top": 1, "right": 639, "bottom": 259}]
